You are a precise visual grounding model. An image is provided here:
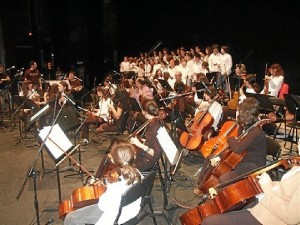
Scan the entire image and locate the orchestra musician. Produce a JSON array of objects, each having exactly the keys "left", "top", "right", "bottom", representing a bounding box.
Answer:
[
  {"left": 193, "top": 84, "right": 223, "bottom": 141},
  {"left": 64, "top": 139, "right": 142, "bottom": 225},
  {"left": 261, "top": 63, "right": 284, "bottom": 97},
  {"left": 81, "top": 86, "right": 112, "bottom": 146},
  {"left": 24, "top": 60, "right": 42, "bottom": 92},
  {"left": 18, "top": 80, "right": 40, "bottom": 120},
  {"left": 66, "top": 70, "right": 83, "bottom": 106},
  {"left": 92, "top": 85, "right": 130, "bottom": 142},
  {"left": 194, "top": 97, "right": 267, "bottom": 196},
  {"left": 130, "top": 99, "right": 164, "bottom": 172},
  {"left": 202, "top": 165, "right": 300, "bottom": 225}
]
